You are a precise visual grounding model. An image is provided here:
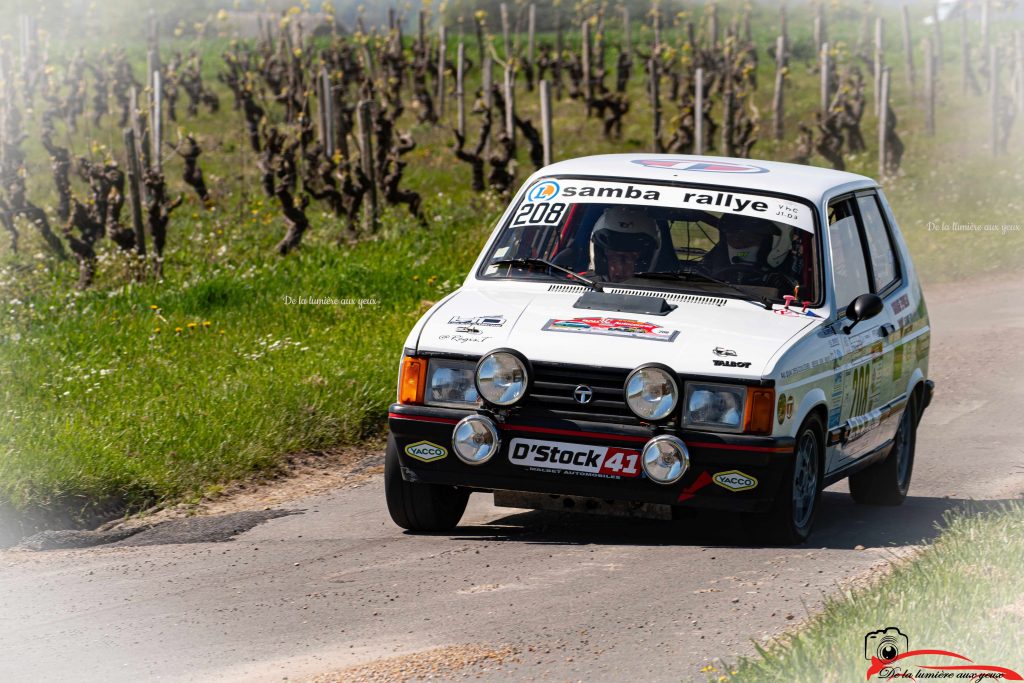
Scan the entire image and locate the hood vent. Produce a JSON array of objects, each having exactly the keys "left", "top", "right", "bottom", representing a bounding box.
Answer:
[{"left": 547, "top": 284, "right": 727, "bottom": 307}]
